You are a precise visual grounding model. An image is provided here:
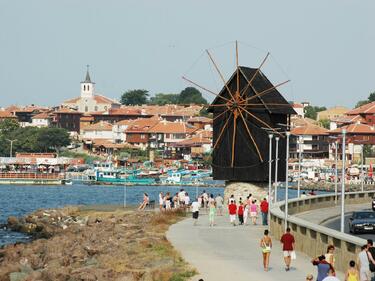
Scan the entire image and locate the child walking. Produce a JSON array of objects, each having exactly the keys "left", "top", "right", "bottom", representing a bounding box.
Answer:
[{"left": 238, "top": 201, "right": 244, "bottom": 225}]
